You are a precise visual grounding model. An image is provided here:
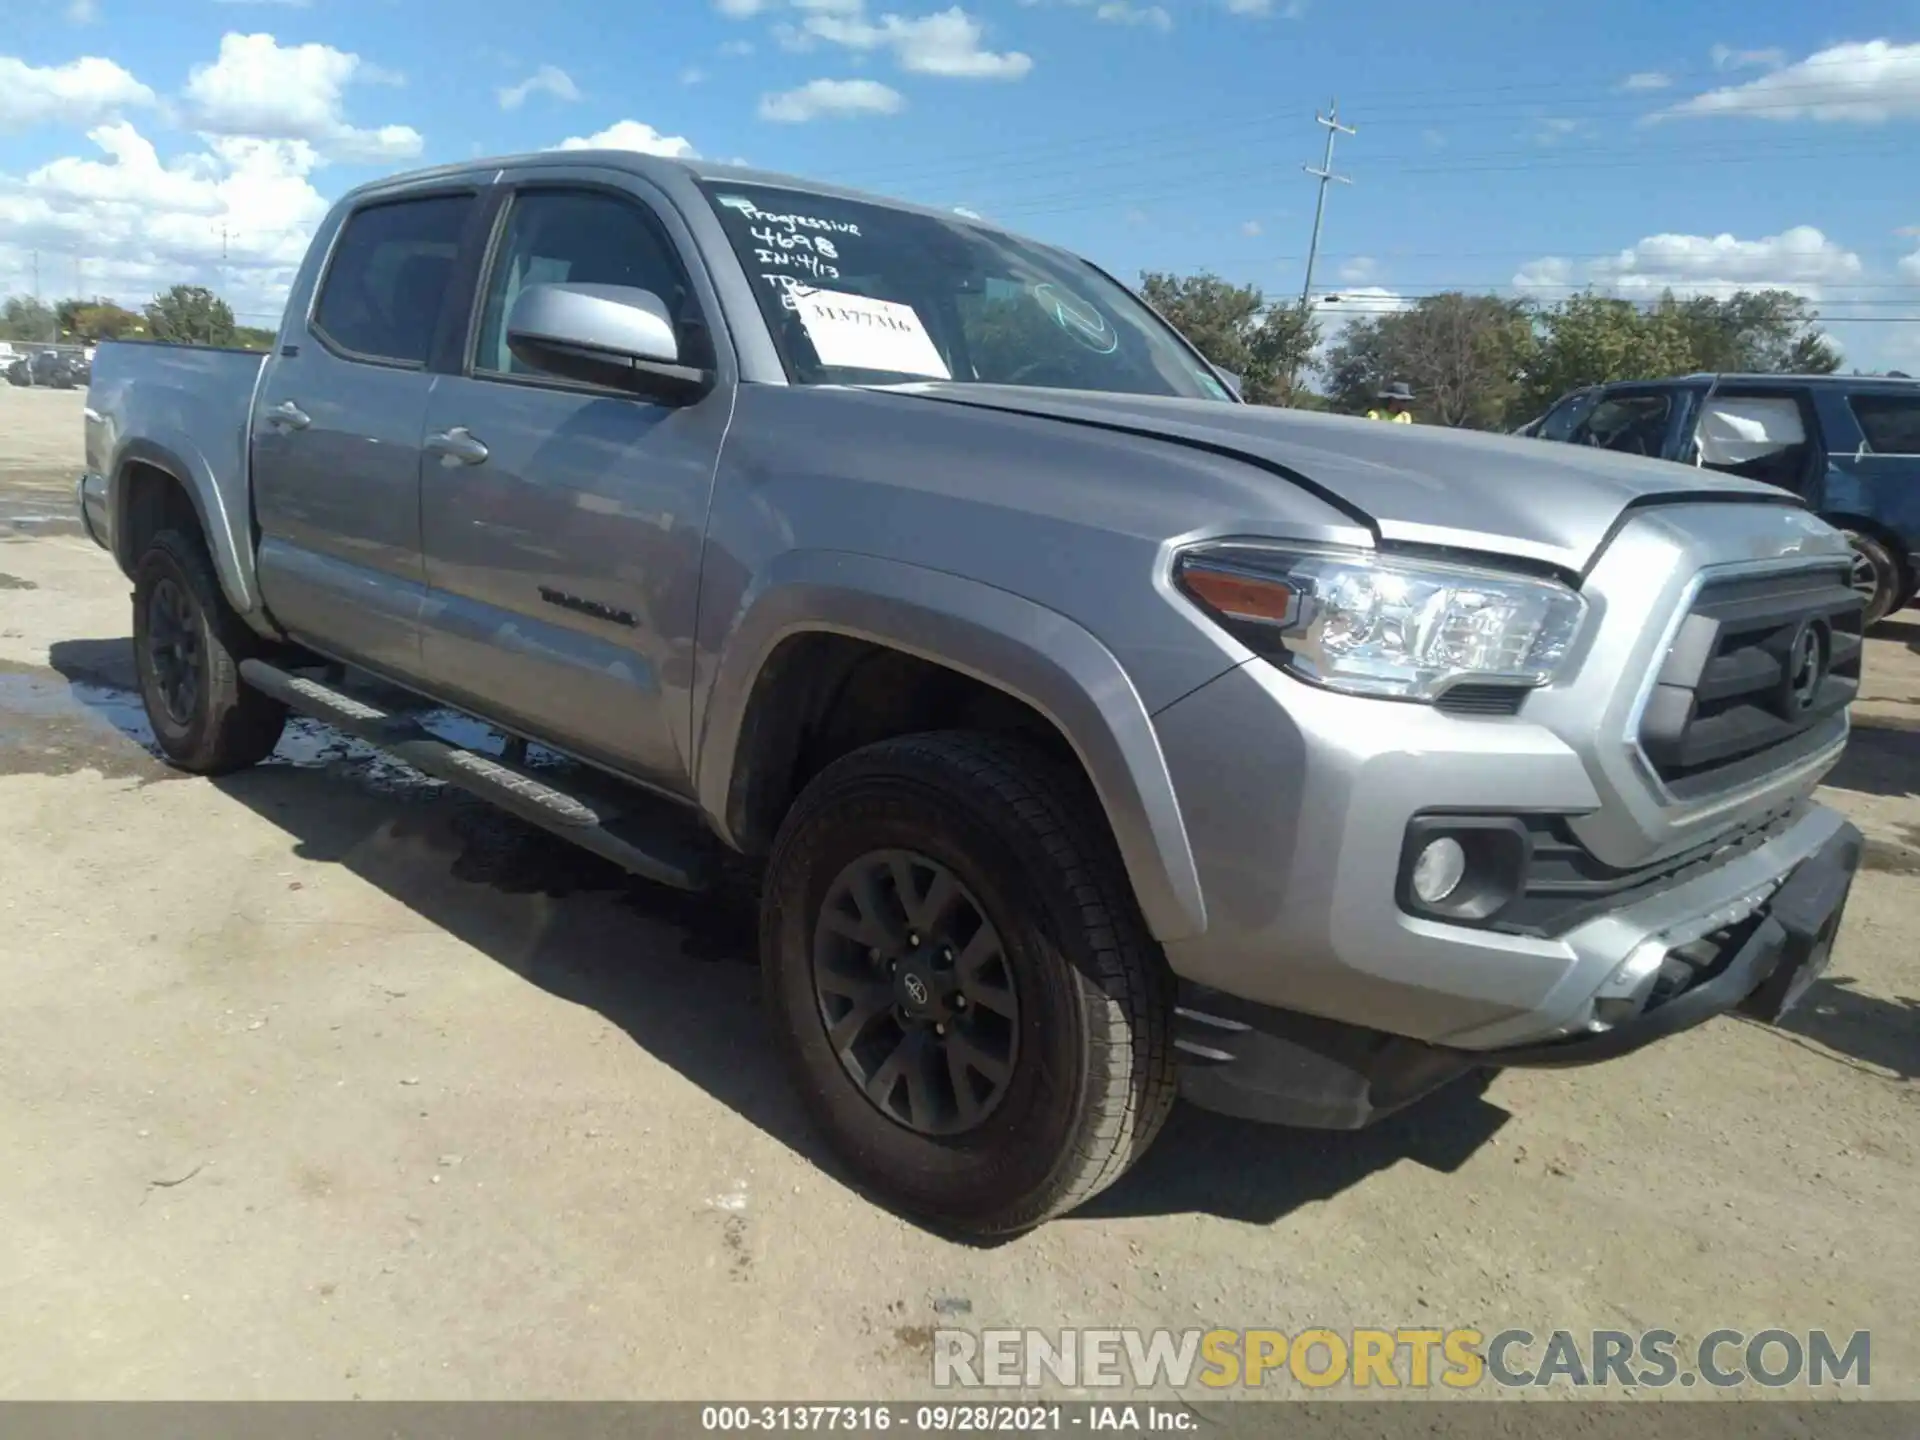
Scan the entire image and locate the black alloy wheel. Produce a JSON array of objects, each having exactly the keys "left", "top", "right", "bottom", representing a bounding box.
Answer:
[
  {"left": 811, "top": 849, "right": 1020, "bottom": 1137},
  {"left": 144, "top": 576, "right": 203, "bottom": 727}
]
